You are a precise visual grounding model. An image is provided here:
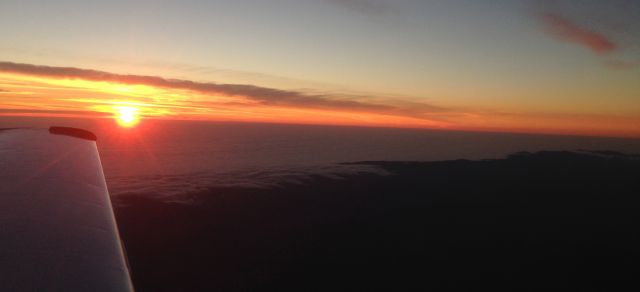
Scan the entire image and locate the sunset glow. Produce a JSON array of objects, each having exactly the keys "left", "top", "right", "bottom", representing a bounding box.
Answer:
[
  {"left": 0, "top": 67, "right": 639, "bottom": 137},
  {"left": 0, "top": 1, "right": 639, "bottom": 138},
  {"left": 115, "top": 106, "right": 140, "bottom": 128},
  {"left": 2, "top": 3, "right": 639, "bottom": 290}
]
